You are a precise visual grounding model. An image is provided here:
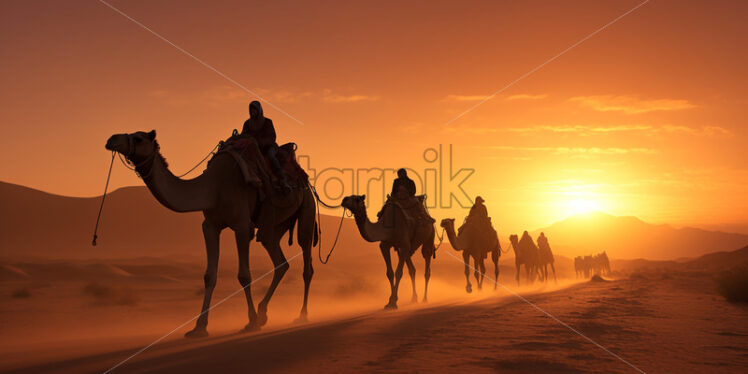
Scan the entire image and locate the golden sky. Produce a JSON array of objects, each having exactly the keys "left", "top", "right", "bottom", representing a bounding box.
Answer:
[{"left": 1, "top": 0, "right": 746, "bottom": 234}]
